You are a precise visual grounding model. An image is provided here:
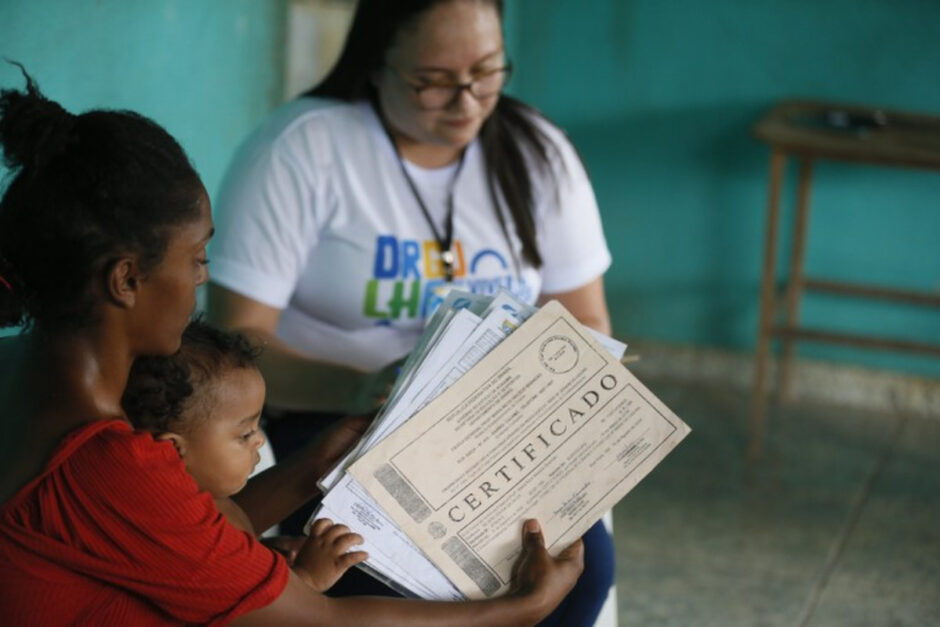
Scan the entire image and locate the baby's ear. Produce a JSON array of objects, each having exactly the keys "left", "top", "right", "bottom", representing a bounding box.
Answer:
[{"left": 156, "top": 432, "right": 187, "bottom": 457}]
